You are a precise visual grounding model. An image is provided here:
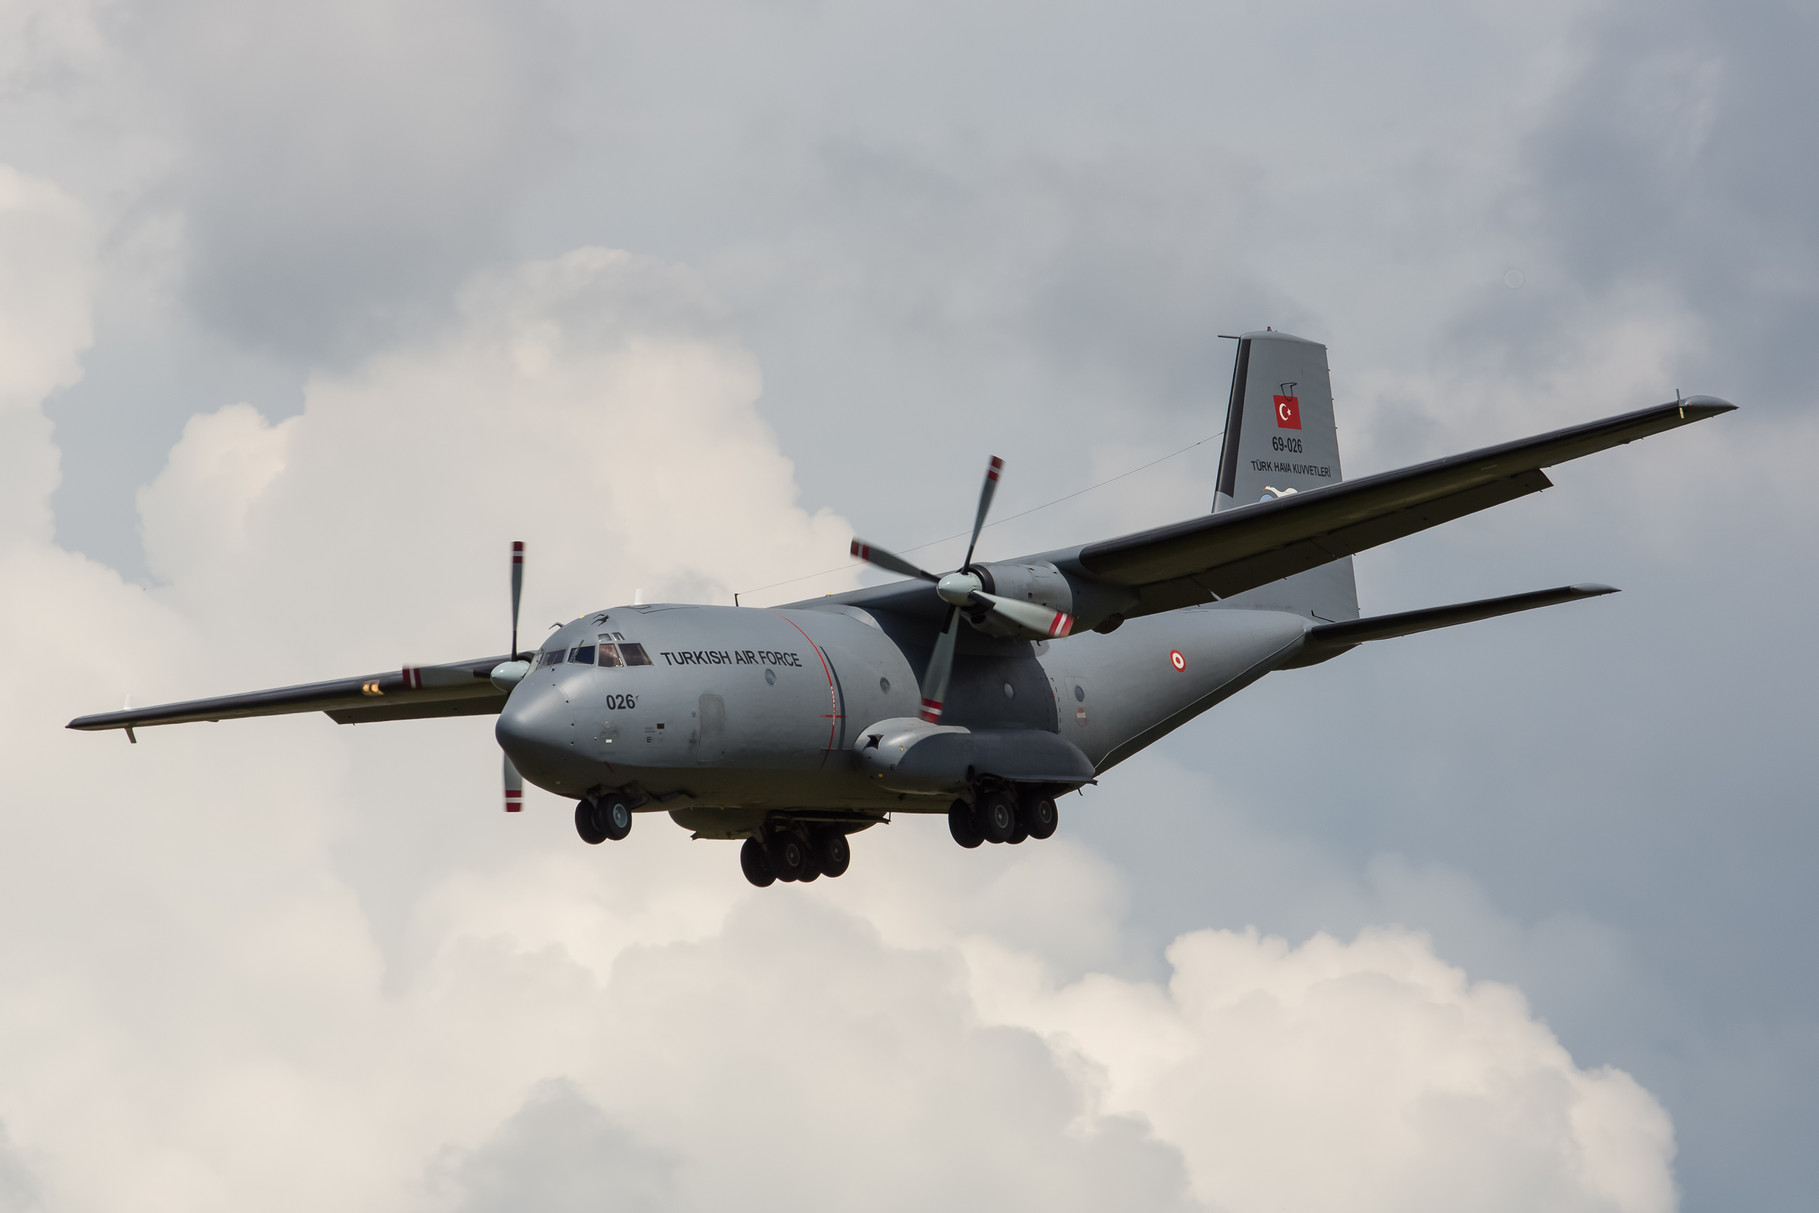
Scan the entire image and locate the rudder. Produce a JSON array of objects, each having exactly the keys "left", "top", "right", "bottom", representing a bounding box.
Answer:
[{"left": 1211, "top": 330, "right": 1359, "bottom": 621}]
